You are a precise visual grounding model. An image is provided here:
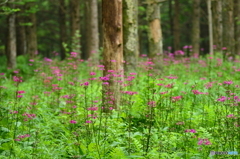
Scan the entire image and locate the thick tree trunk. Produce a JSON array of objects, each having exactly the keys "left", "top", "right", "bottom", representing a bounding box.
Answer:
[
  {"left": 192, "top": 0, "right": 200, "bottom": 56},
  {"left": 16, "top": 5, "right": 27, "bottom": 56},
  {"left": 222, "top": 0, "right": 234, "bottom": 59},
  {"left": 212, "top": 0, "right": 223, "bottom": 52},
  {"left": 146, "top": 1, "right": 163, "bottom": 70},
  {"left": 59, "top": 0, "right": 67, "bottom": 60},
  {"left": 102, "top": 0, "right": 123, "bottom": 110},
  {"left": 70, "top": 0, "right": 81, "bottom": 55},
  {"left": 234, "top": 0, "right": 240, "bottom": 55},
  {"left": 123, "top": 0, "right": 138, "bottom": 72},
  {"left": 6, "top": 0, "right": 16, "bottom": 69},
  {"left": 207, "top": 0, "right": 214, "bottom": 55},
  {"left": 87, "top": 0, "right": 99, "bottom": 63},
  {"left": 25, "top": 2, "right": 38, "bottom": 58},
  {"left": 173, "top": 0, "right": 180, "bottom": 51}
]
